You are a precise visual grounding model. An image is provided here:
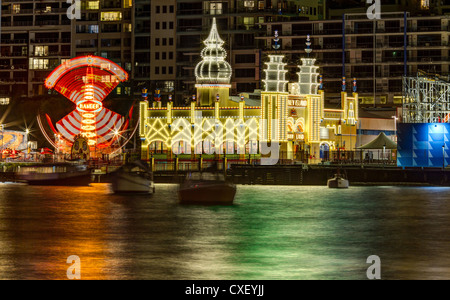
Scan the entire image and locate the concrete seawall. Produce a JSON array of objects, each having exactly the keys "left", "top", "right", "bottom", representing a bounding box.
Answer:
[
  {"left": 228, "top": 165, "right": 450, "bottom": 186},
  {"left": 3, "top": 165, "right": 449, "bottom": 187}
]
